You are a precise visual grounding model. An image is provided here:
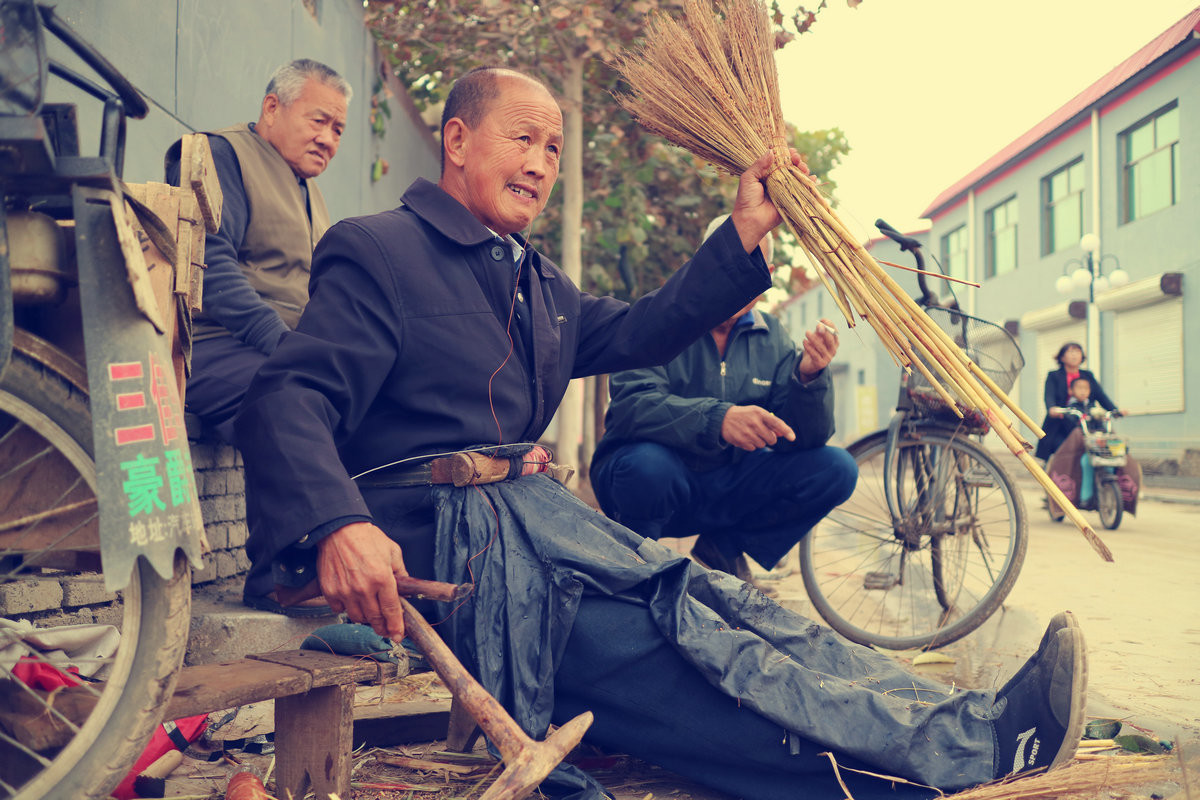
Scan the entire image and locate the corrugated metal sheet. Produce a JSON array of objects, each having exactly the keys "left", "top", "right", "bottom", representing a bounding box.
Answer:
[{"left": 921, "top": 7, "right": 1200, "bottom": 219}]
